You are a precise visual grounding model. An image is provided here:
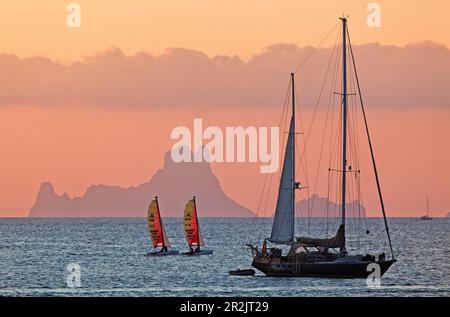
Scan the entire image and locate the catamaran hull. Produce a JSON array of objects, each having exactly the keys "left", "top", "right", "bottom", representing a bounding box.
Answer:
[
  {"left": 146, "top": 250, "right": 179, "bottom": 256},
  {"left": 252, "top": 259, "right": 394, "bottom": 278},
  {"left": 182, "top": 250, "right": 214, "bottom": 256}
]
